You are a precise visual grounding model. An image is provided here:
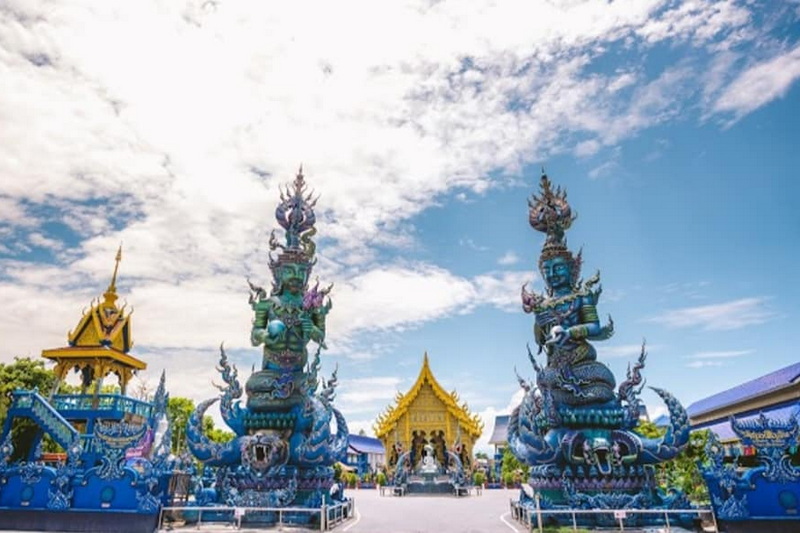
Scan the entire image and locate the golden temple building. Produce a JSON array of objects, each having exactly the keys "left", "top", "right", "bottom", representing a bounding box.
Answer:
[
  {"left": 374, "top": 353, "right": 483, "bottom": 471},
  {"left": 42, "top": 246, "right": 146, "bottom": 398}
]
